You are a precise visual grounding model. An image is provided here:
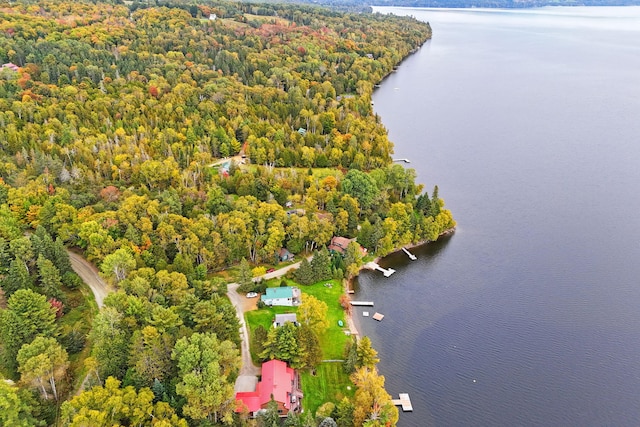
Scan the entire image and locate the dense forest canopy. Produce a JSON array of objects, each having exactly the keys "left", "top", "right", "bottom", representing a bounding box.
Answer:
[{"left": 0, "top": 1, "right": 454, "bottom": 425}]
